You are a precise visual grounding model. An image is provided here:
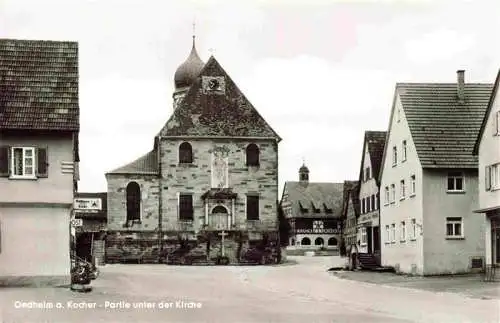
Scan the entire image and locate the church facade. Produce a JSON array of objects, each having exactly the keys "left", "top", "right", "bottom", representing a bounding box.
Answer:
[{"left": 105, "top": 37, "right": 281, "bottom": 265}]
